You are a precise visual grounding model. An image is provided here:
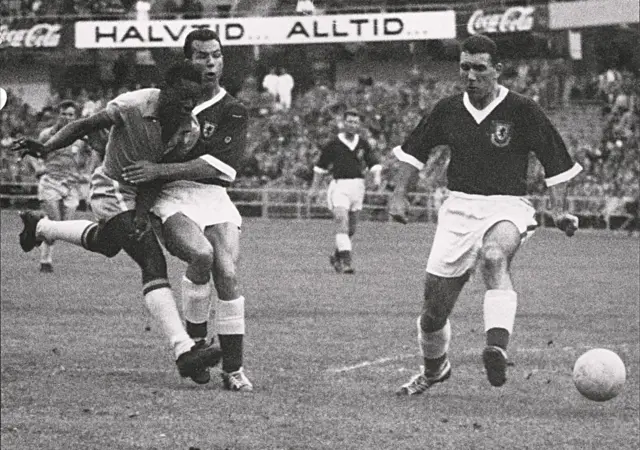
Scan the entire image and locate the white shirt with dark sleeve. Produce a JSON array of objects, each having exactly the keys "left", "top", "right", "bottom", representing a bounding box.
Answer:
[{"left": 393, "top": 86, "right": 582, "bottom": 196}]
